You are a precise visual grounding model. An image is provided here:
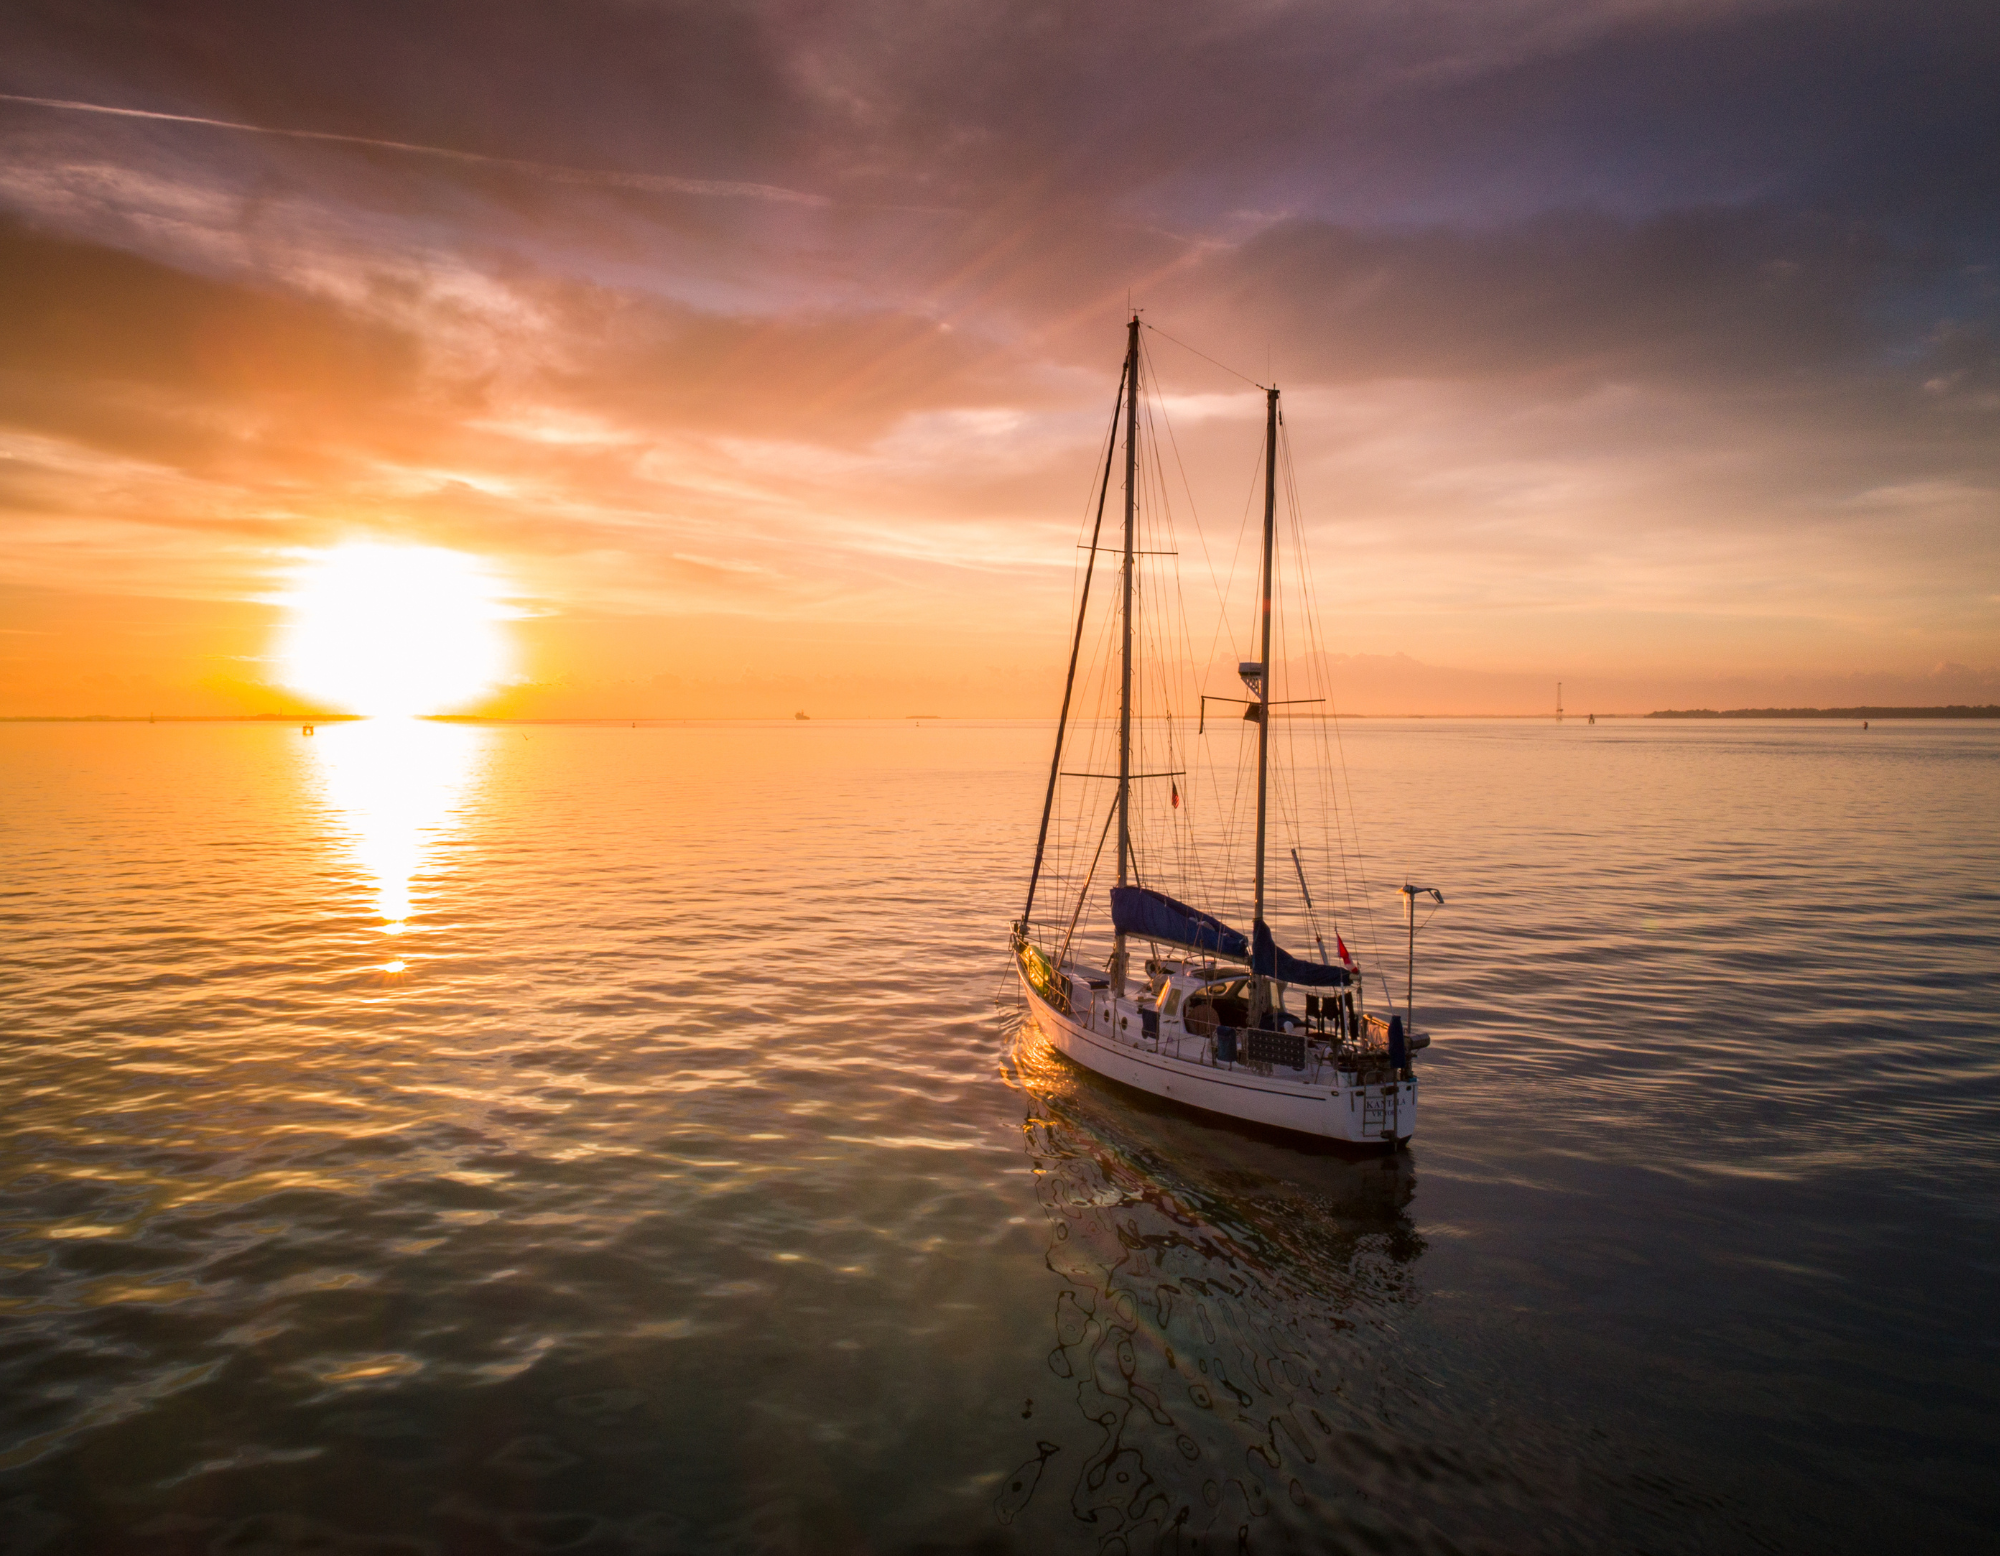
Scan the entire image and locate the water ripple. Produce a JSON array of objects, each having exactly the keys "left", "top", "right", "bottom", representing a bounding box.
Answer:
[{"left": 0, "top": 717, "right": 1994, "bottom": 1552}]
